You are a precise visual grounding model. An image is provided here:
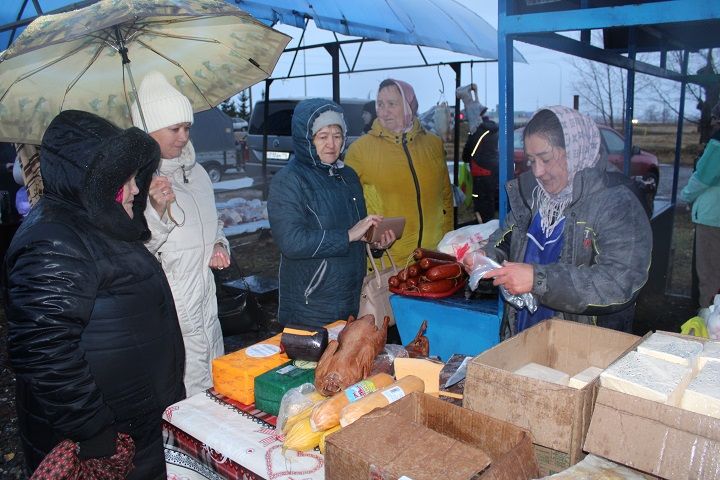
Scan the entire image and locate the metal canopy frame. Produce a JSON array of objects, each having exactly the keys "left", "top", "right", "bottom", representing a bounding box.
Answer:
[
  {"left": 496, "top": 0, "right": 720, "bottom": 293},
  {"left": 254, "top": 18, "right": 497, "bottom": 213}
]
